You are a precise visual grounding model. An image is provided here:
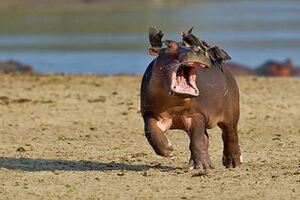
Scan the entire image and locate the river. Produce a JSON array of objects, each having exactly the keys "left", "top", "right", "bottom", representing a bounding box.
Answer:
[{"left": 0, "top": 0, "right": 299, "bottom": 74}]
